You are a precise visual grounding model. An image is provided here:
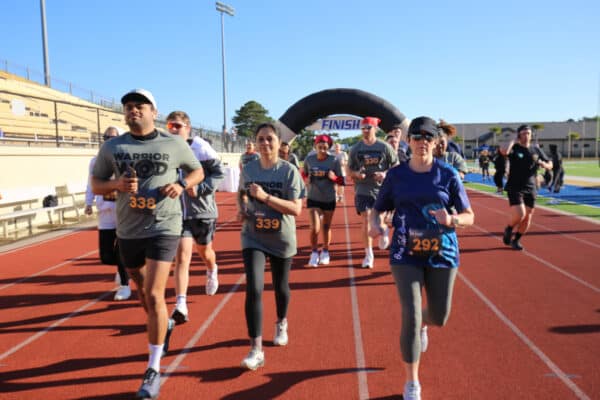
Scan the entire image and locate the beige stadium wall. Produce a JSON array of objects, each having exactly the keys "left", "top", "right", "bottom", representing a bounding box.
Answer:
[{"left": 0, "top": 146, "right": 242, "bottom": 199}]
